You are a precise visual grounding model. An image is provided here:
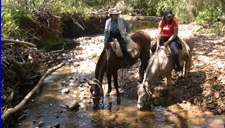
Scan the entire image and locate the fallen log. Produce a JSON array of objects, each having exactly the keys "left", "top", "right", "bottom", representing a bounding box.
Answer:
[{"left": 1, "top": 61, "right": 65, "bottom": 120}]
